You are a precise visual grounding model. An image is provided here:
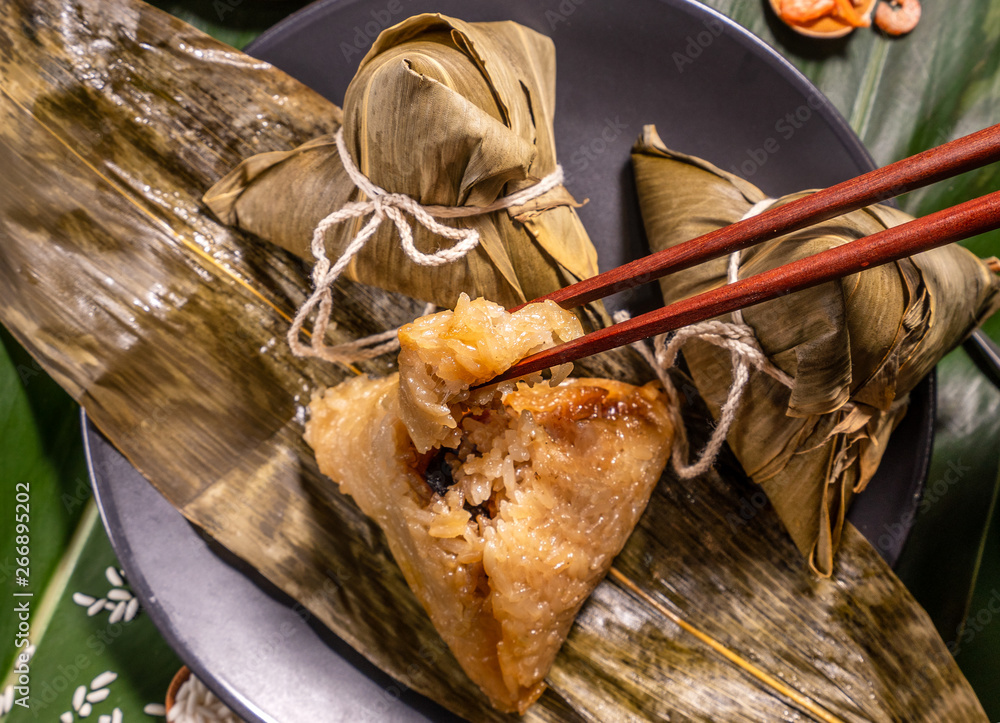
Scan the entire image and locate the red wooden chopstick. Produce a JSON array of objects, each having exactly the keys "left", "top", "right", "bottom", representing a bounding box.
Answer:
[
  {"left": 518, "top": 122, "right": 1000, "bottom": 311},
  {"left": 491, "top": 188, "right": 1000, "bottom": 385}
]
